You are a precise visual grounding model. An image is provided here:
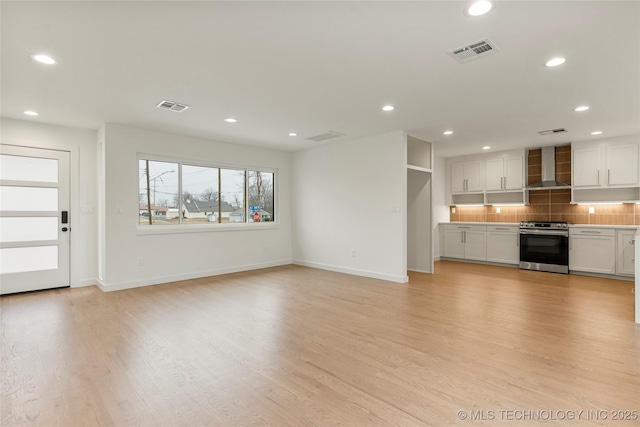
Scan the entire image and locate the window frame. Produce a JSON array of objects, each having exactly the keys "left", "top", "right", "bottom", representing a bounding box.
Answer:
[{"left": 136, "top": 153, "right": 278, "bottom": 234}]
